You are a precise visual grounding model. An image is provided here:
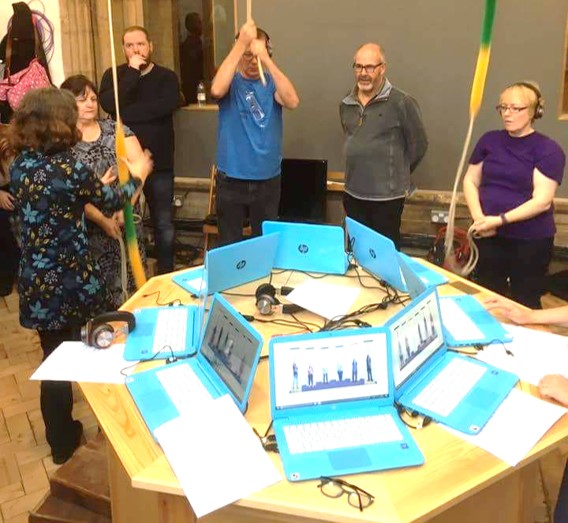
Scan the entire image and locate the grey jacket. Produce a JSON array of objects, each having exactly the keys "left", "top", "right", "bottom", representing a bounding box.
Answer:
[{"left": 340, "top": 79, "right": 428, "bottom": 200}]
